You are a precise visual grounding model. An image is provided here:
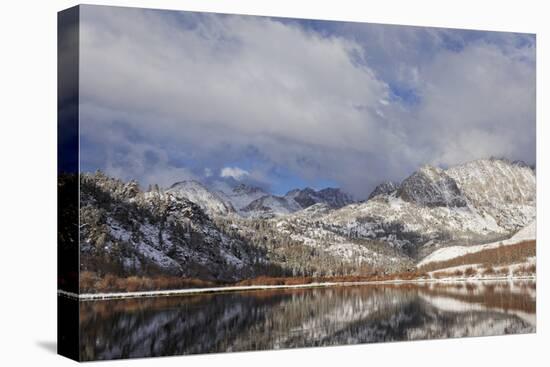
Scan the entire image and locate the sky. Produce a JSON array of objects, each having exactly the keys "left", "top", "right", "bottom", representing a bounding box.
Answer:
[{"left": 78, "top": 5, "right": 536, "bottom": 198}]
